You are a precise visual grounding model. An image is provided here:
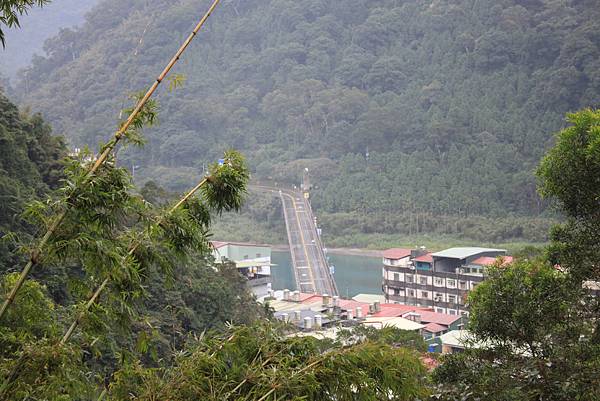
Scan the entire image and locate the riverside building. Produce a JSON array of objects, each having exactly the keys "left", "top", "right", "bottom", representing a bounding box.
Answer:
[
  {"left": 211, "top": 241, "right": 274, "bottom": 298},
  {"left": 382, "top": 247, "right": 512, "bottom": 316}
]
